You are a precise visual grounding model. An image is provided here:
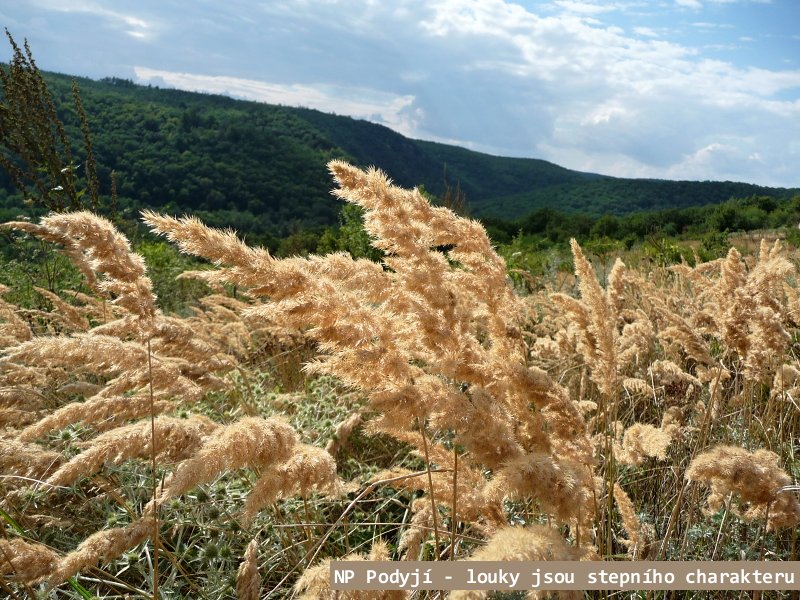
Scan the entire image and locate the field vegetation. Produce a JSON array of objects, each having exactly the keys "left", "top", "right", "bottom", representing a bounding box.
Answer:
[
  {"left": 1, "top": 40, "right": 798, "bottom": 245},
  {"left": 1, "top": 33, "right": 799, "bottom": 600},
  {"left": 2, "top": 163, "right": 800, "bottom": 598}
]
